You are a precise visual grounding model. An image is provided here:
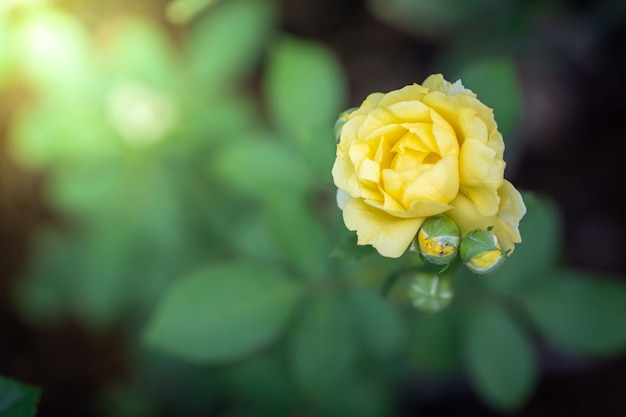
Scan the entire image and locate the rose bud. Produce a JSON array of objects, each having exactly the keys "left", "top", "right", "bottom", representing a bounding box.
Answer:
[
  {"left": 459, "top": 228, "right": 507, "bottom": 275},
  {"left": 412, "top": 215, "right": 460, "bottom": 265},
  {"left": 408, "top": 272, "right": 453, "bottom": 313}
]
